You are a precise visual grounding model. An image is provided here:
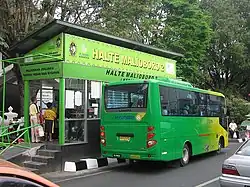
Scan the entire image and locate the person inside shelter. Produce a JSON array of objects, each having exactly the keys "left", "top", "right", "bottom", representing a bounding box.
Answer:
[
  {"left": 29, "top": 96, "right": 40, "bottom": 143},
  {"left": 43, "top": 102, "right": 56, "bottom": 142}
]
